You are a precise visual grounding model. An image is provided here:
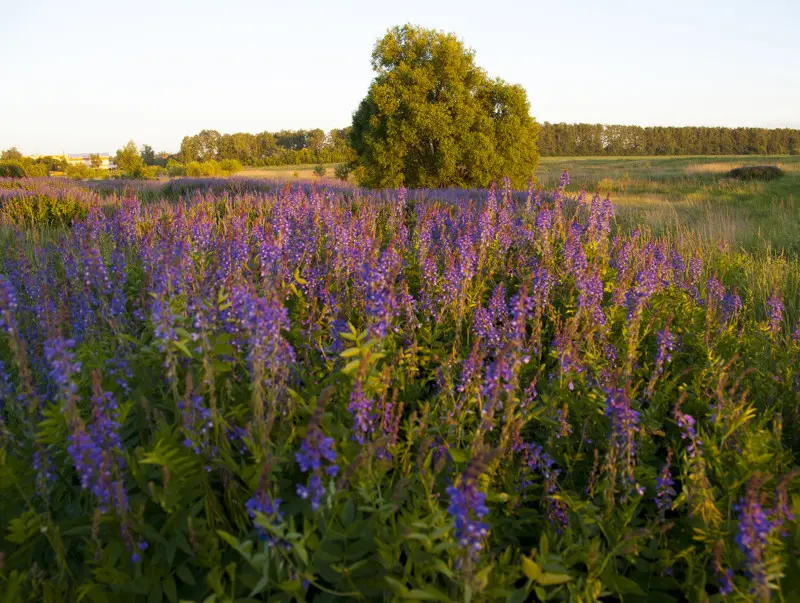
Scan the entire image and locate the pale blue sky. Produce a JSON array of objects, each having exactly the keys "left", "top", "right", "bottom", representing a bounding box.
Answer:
[{"left": 2, "top": 0, "right": 798, "bottom": 155}]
